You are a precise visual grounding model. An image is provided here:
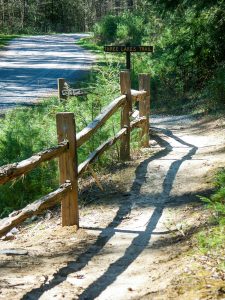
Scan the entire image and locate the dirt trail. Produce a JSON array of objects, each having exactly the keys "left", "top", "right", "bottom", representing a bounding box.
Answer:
[{"left": 0, "top": 115, "right": 224, "bottom": 299}]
